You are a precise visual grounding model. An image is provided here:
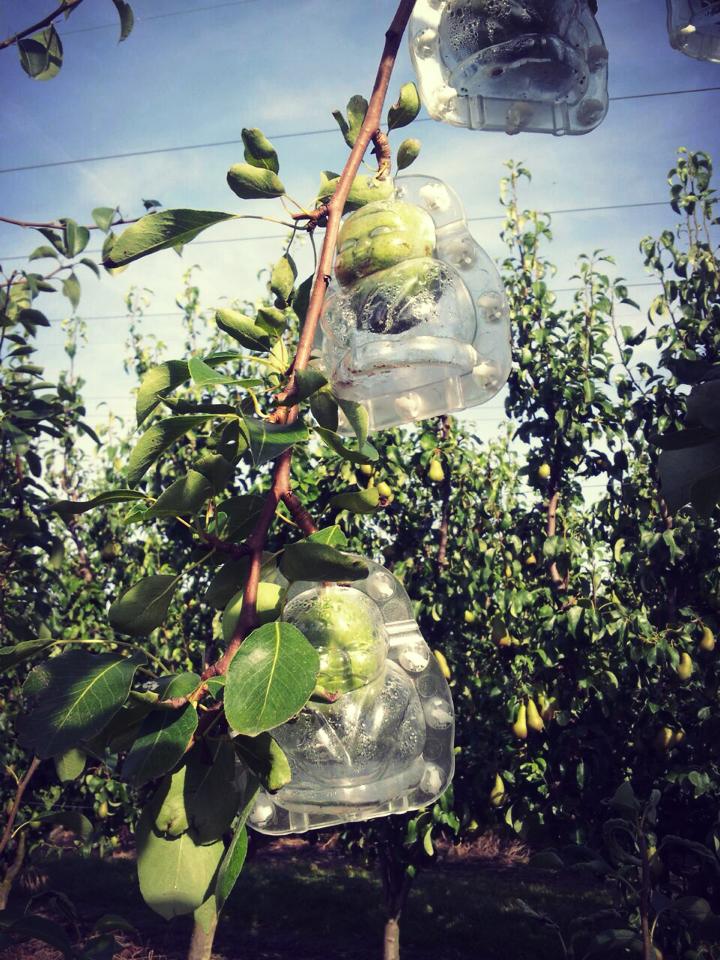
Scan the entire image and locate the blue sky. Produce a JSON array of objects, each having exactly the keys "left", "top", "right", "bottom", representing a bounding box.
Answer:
[{"left": 2, "top": 0, "right": 719, "bottom": 444}]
